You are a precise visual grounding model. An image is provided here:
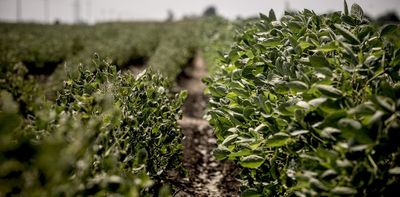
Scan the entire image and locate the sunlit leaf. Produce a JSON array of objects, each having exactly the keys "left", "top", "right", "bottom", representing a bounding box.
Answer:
[
  {"left": 240, "top": 155, "right": 265, "bottom": 168},
  {"left": 315, "top": 85, "right": 343, "bottom": 98},
  {"left": 334, "top": 24, "right": 360, "bottom": 44},
  {"left": 266, "top": 132, "right": 290, "bottom": 147},
  {"left": 213, "top": 145, "right": 231, "bottom": 160},
  {"left": 350, "top": 3, "right": 364, "bottom": 20}
]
